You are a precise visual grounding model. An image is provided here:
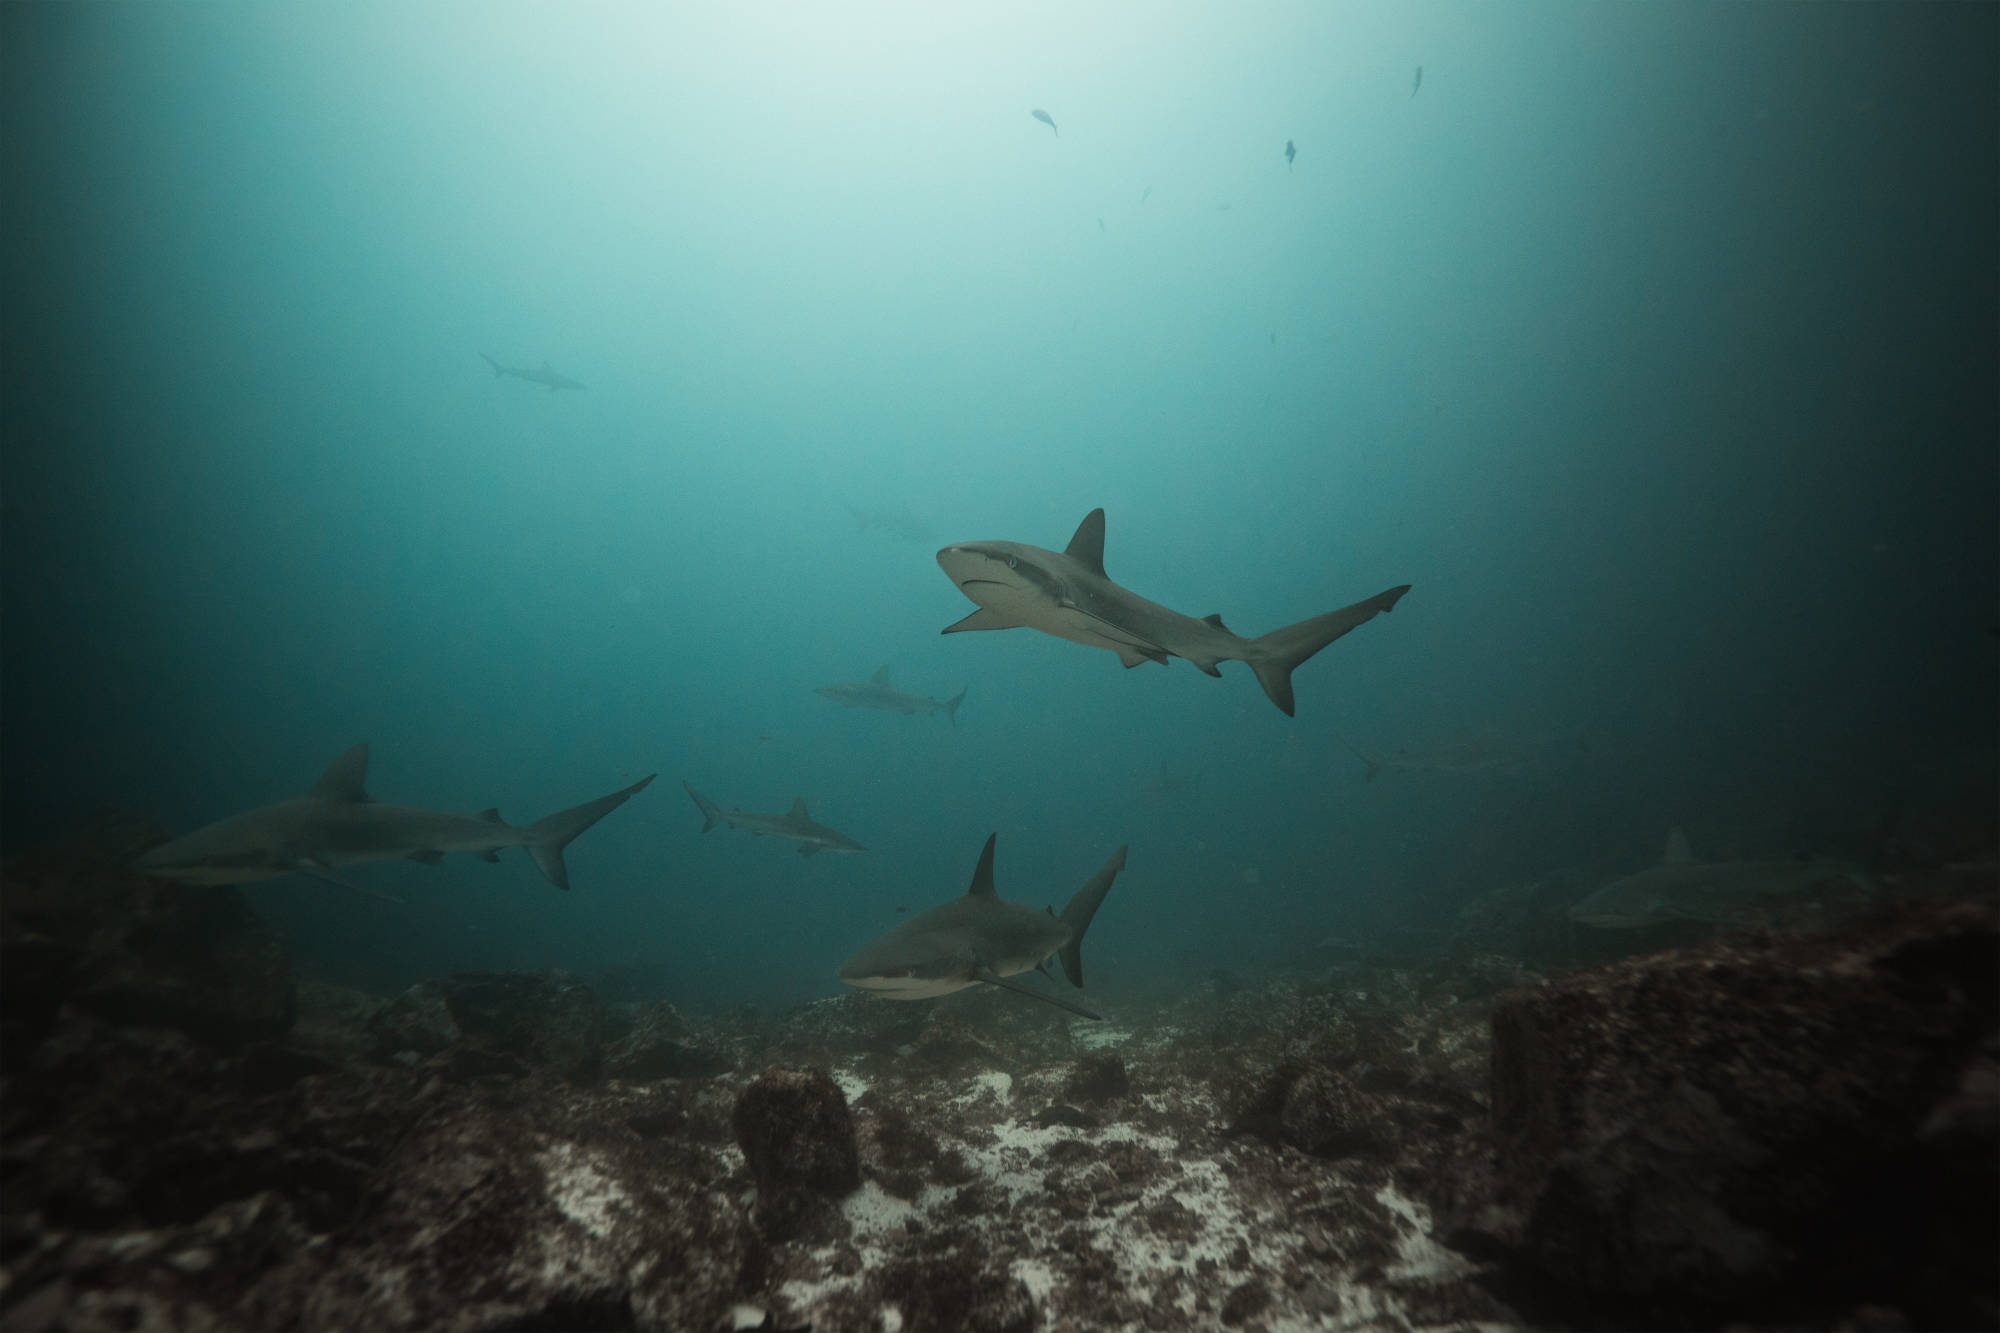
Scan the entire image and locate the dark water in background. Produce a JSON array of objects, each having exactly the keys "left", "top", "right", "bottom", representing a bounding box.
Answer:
[{"left": 3, "top": 3, "right": 1994, "bottom": 1014}]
